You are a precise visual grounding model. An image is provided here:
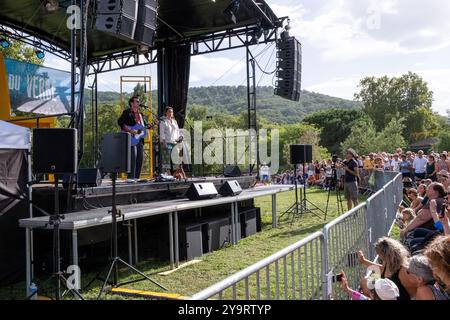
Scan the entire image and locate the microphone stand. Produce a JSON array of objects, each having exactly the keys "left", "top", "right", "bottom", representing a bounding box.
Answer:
[{"left": 177, "top": 112, "right": 195, "bottom": 179}]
